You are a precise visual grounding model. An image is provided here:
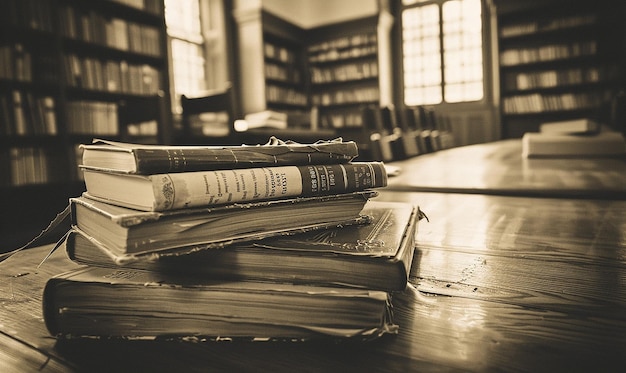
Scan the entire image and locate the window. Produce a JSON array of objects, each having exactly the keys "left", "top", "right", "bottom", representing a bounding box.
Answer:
[
  {"left": 165, "top": 0, "right": 207, "bottom": 114},
  {"left": 401, "top": 0, "right": 484, "bottom": 106},
  {"left": 164, "top": 0, "right": 229, "bottom": 115}
]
